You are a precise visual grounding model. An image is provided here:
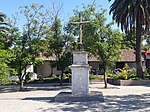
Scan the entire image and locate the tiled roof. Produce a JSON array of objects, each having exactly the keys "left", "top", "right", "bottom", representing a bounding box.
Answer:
[
  {"left": 88, "top": 54, "right": 99, "bottom": 62},
  {"left": 37, "top": 54, "right": 56, "bottom": 61},
  {"left": 37, "top": 53, "right": 99, "bottom": 62},
  {"left": 118, "top": 49, "right": 136, "bottom": 62},
  {"left": 37, "top": 50, "right": 150, "bottom": 62},
  {"left": 118, "top": 49, "right": 150, "bottom": 62}
]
